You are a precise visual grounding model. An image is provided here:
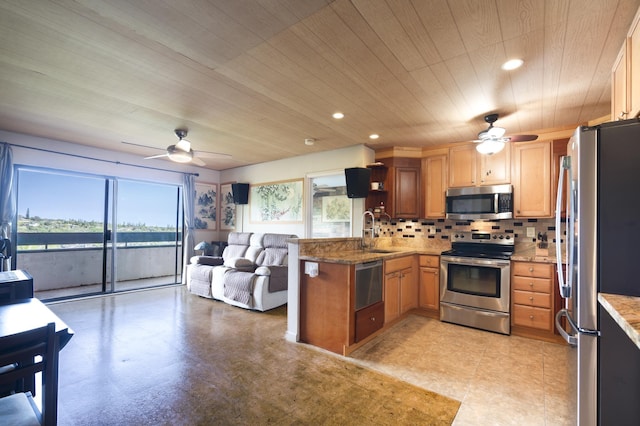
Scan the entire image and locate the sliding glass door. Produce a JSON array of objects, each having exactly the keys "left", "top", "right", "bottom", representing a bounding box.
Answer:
[
  {"left": 14, "top": 167, "right": 184, "bottom": 300},
  {"left": 113, "top": 179, "right": 182, "bottom": 291},
  {"left": 15, "top": 168, "right": 110, "bottom": 299}
]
